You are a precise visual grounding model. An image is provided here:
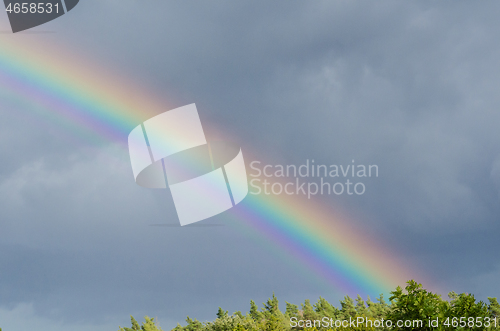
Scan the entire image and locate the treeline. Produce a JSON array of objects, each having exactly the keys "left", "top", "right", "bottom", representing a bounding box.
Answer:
[{"left": 119, "top": 280, "right": 500, "bottom": 331}]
